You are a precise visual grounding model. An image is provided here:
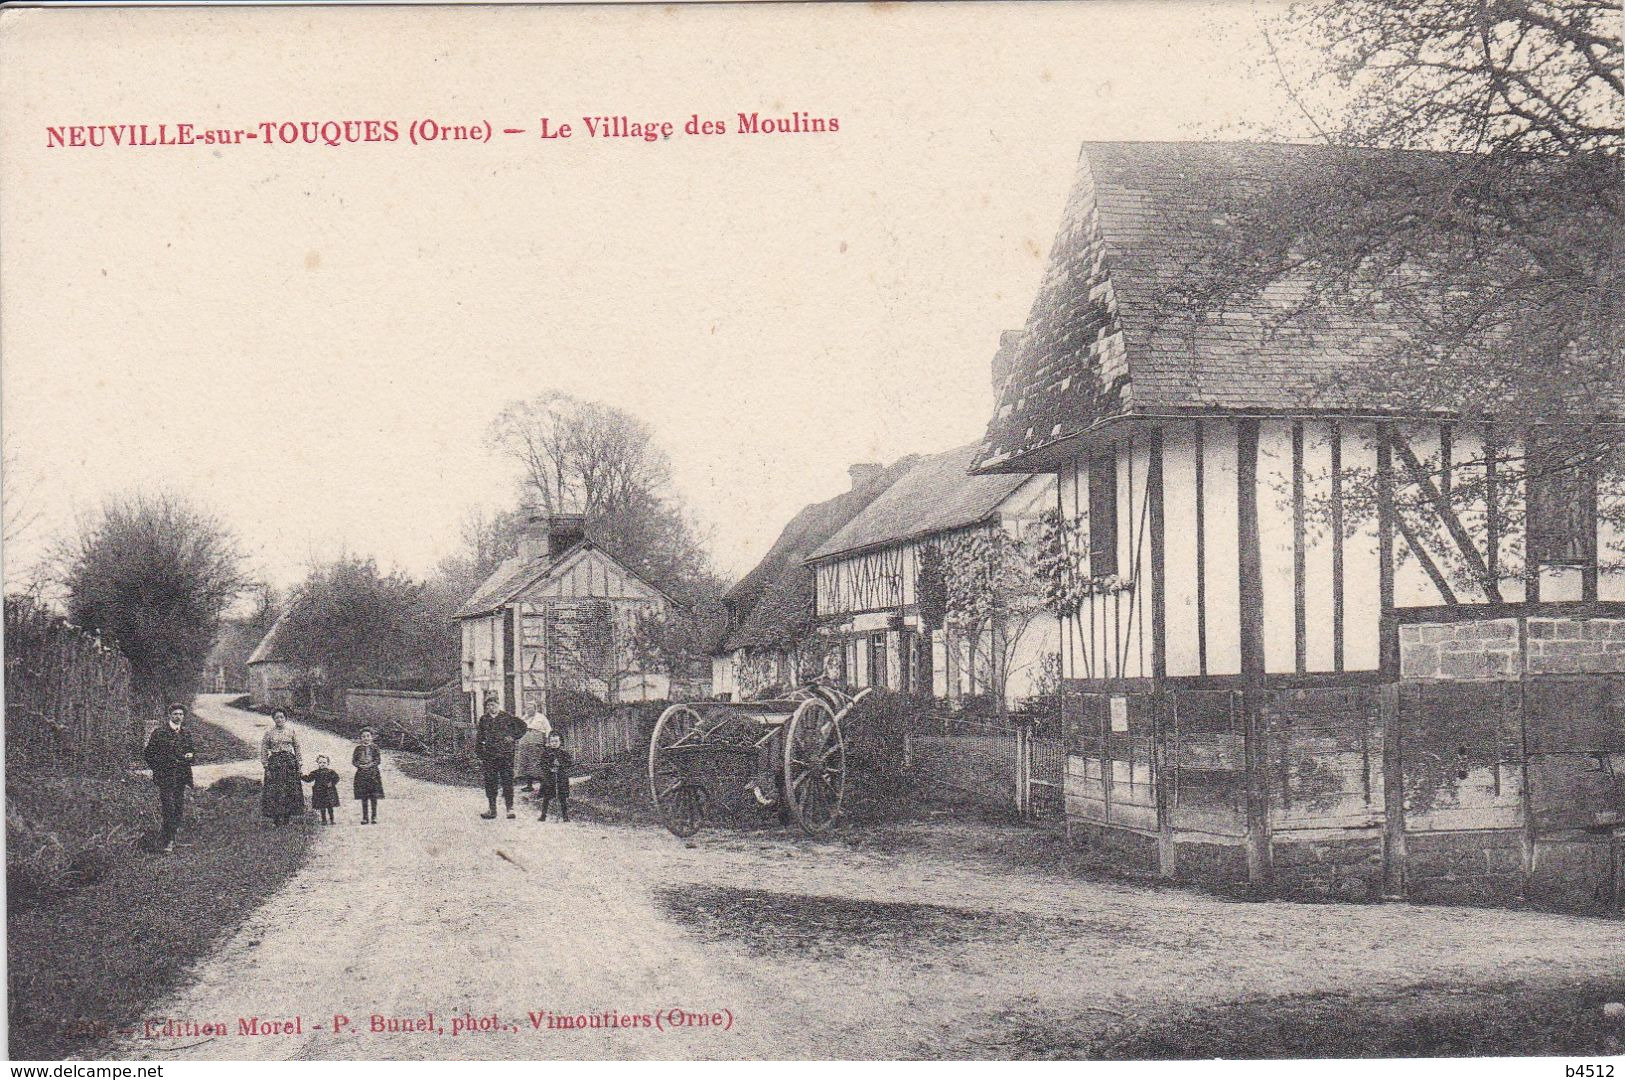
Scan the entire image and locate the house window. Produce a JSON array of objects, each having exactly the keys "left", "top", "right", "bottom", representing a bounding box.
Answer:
[
  {"left": 840, "top": 638, "right": 859, "bottom": 689},
  {"left": 1088, "top": 452, "right": 1118, "bottom": 577},
  {"left": 1527, "top": 448, "right": 1596, "bottom": 567},
  {"left": 868, "top": 633, "right": 888, "bottom": 690}
]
